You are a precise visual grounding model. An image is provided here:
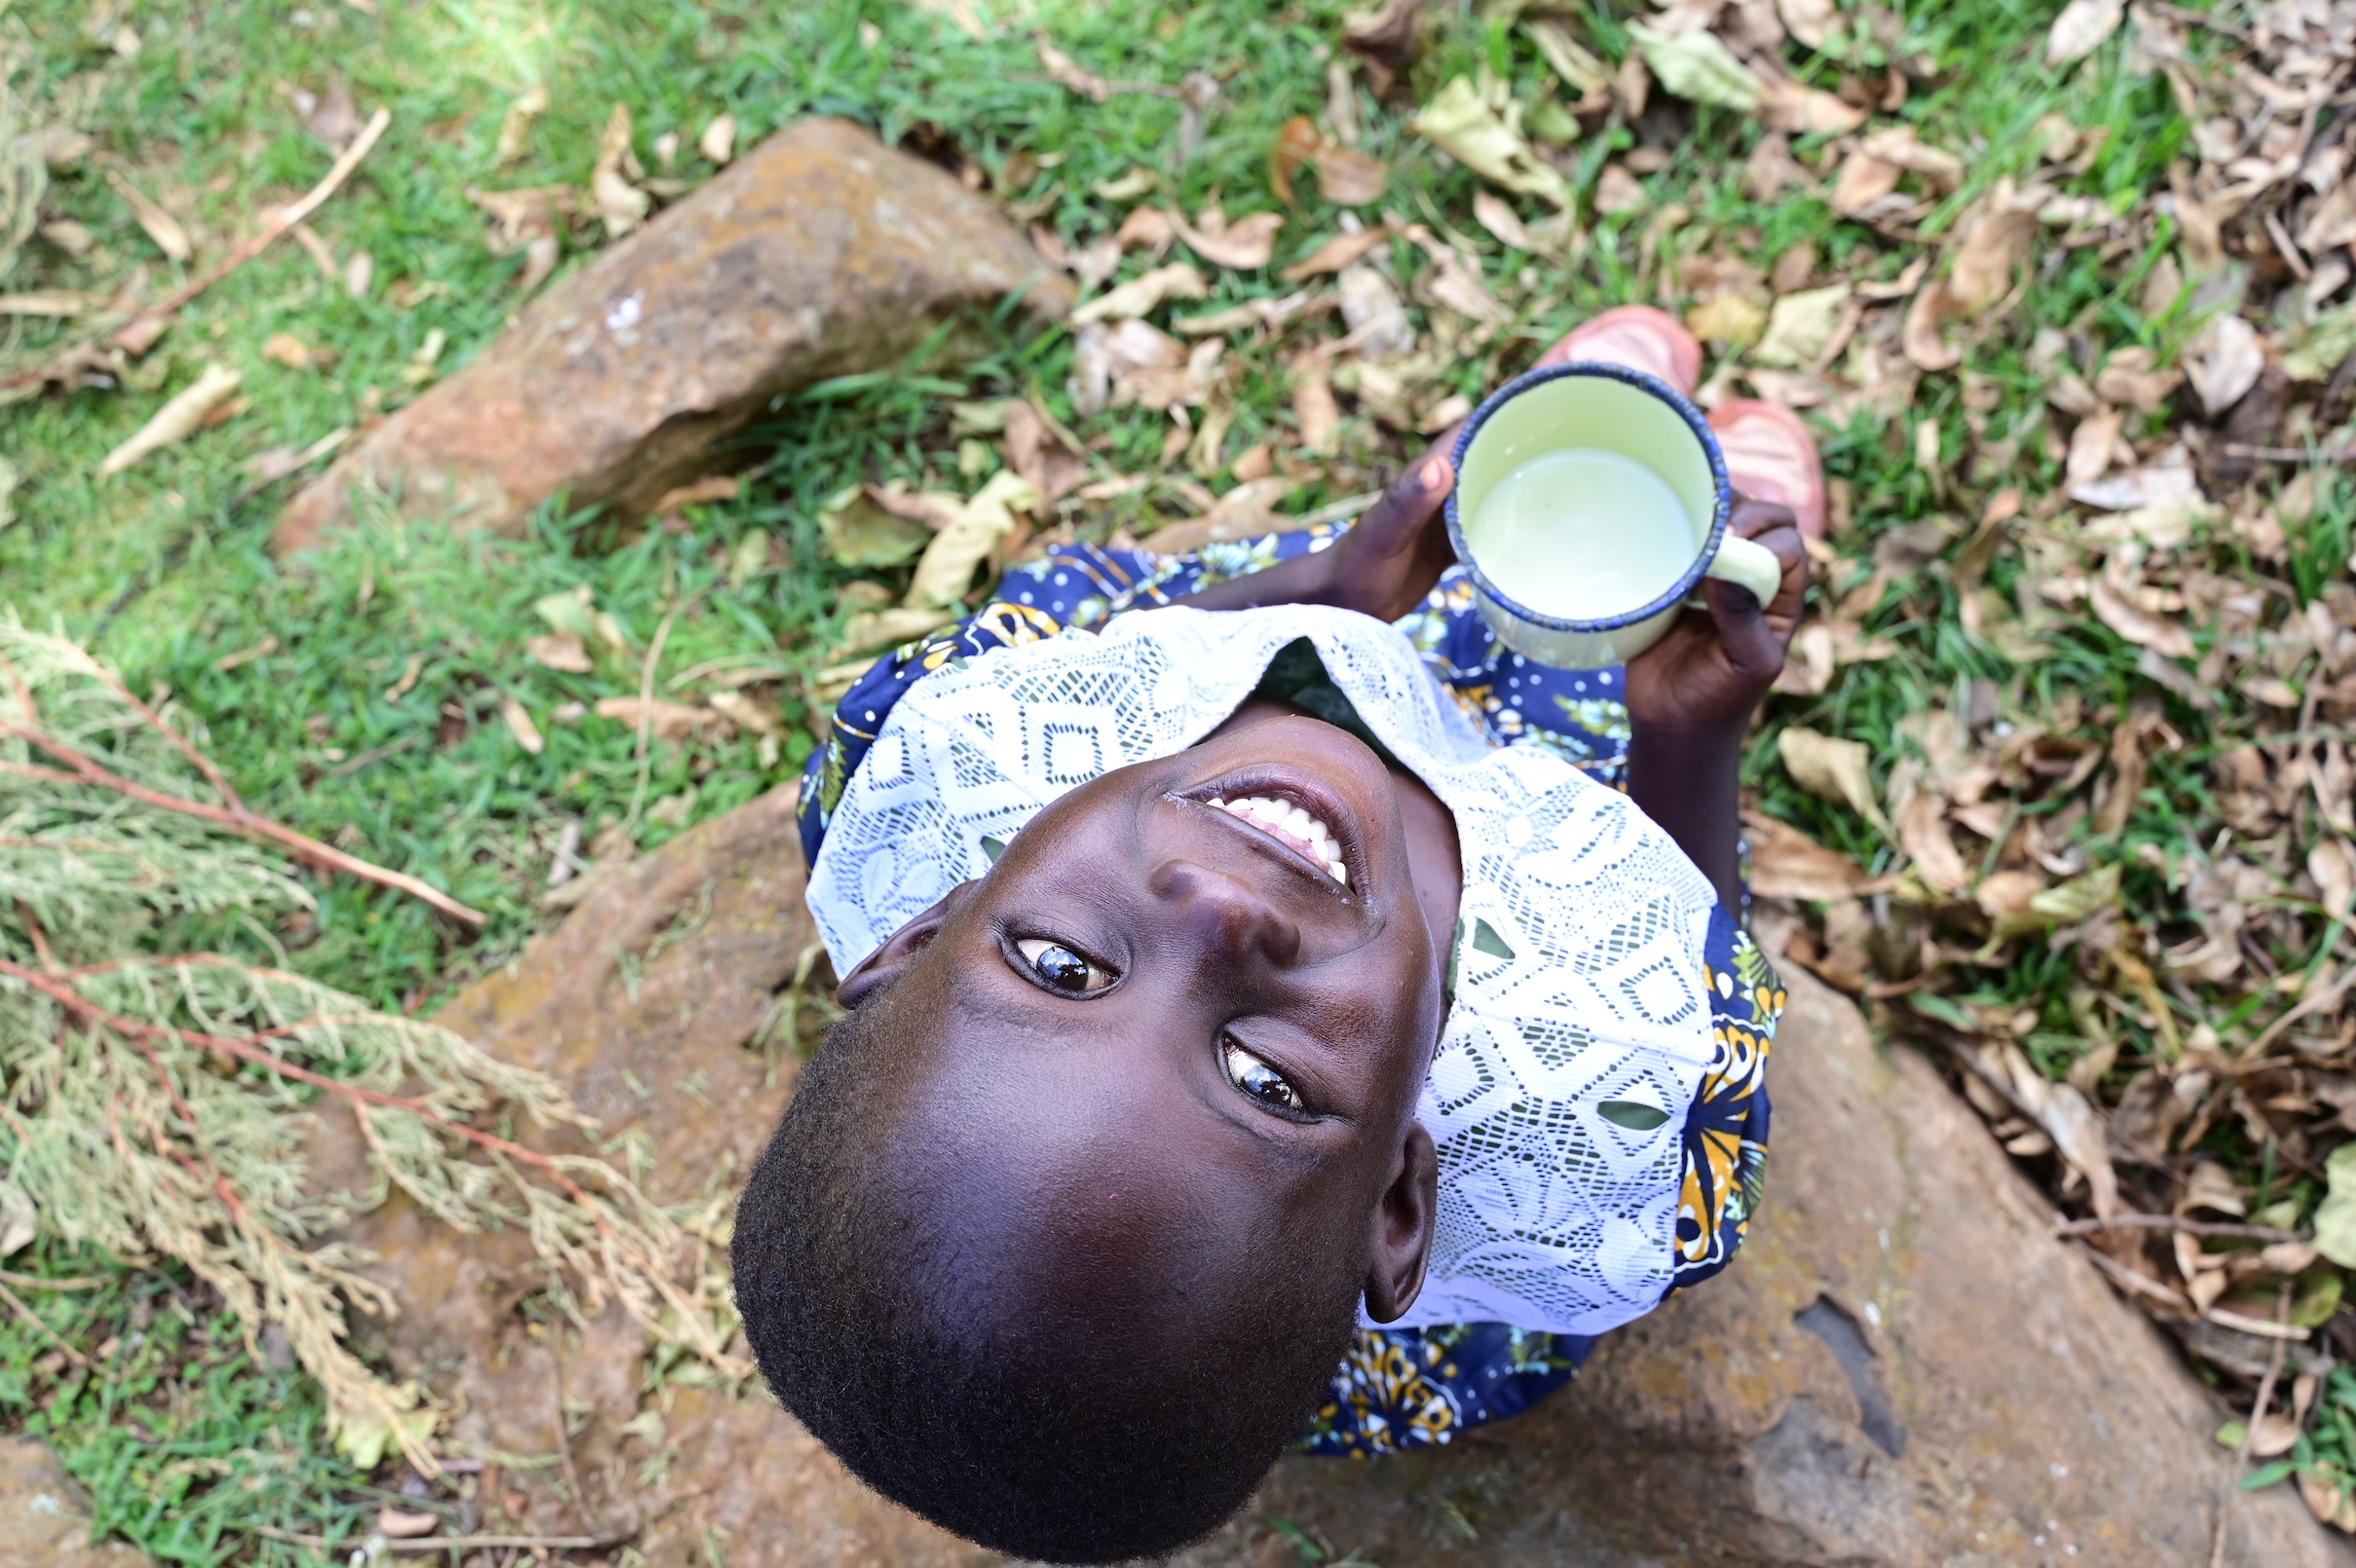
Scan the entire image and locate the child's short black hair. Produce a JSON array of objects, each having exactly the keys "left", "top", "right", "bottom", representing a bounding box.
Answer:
[{"left": 730, "top": 999, "right": 1363, "bottom": 1564}]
